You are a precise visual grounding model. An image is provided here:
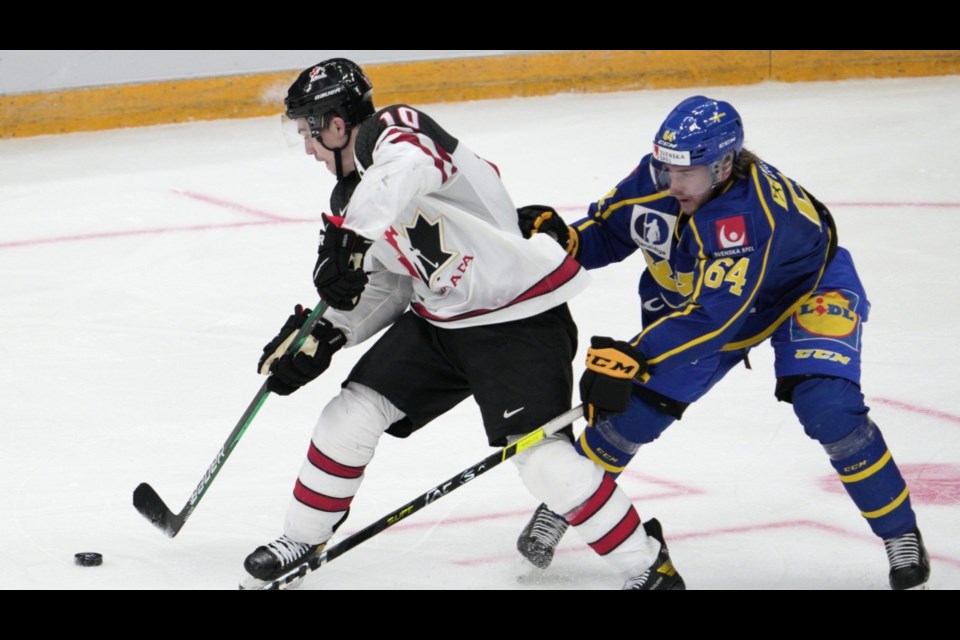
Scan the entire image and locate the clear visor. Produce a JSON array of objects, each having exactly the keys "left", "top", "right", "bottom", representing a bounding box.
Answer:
[
  {"left": 281, "top": 114, "right": 306, "bottom": 147},
  {"left": 650, "top": 158, "right": 672, "bottom": 191},
  {"left": 650, "top": 154, "right": 731, "bottom": 191}
]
